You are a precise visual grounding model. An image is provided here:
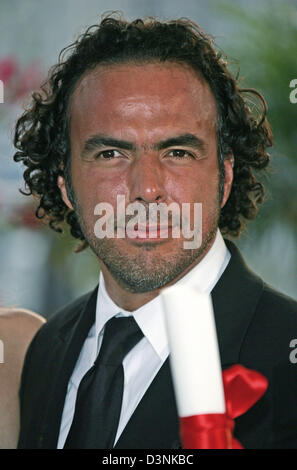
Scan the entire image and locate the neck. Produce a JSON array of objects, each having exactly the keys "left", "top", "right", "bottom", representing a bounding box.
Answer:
[{"left": 99, "top": 235, "right": 217, "bottom": 312}]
